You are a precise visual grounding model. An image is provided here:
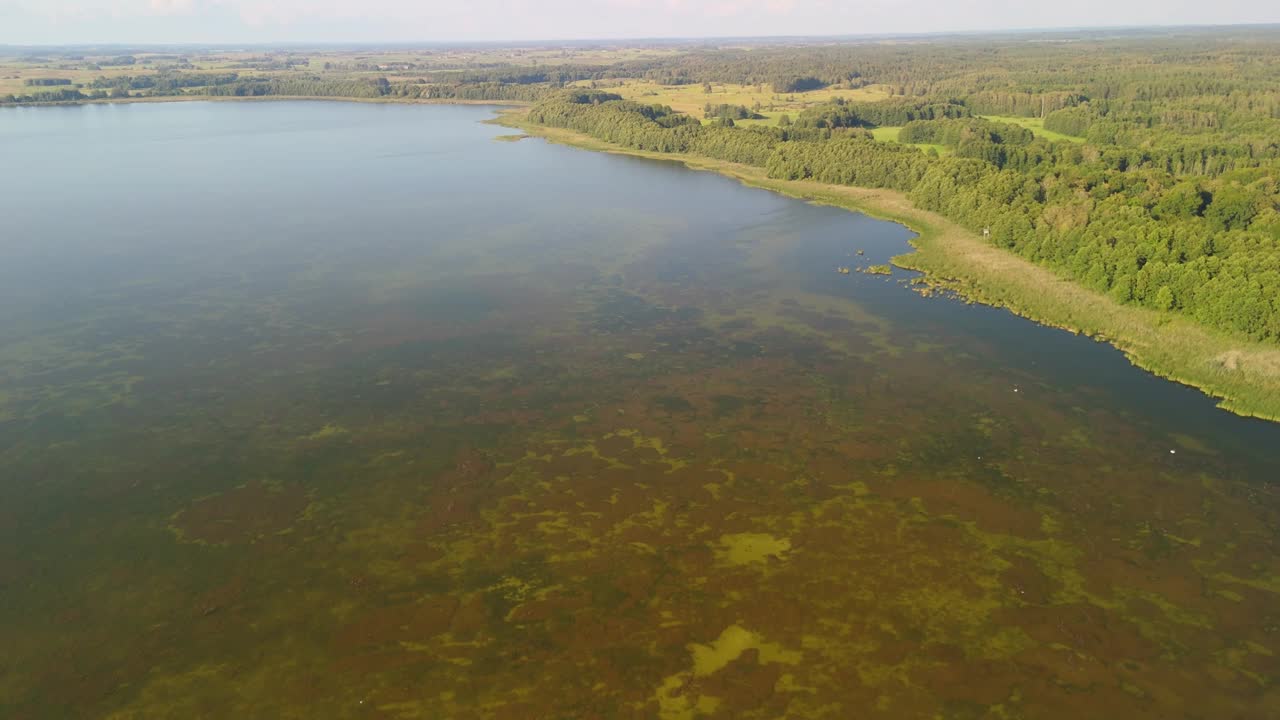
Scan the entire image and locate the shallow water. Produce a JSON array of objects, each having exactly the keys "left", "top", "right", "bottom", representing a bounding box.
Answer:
[{"left": 2, "top": 101, "right": 1279, "bottom": 719}]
